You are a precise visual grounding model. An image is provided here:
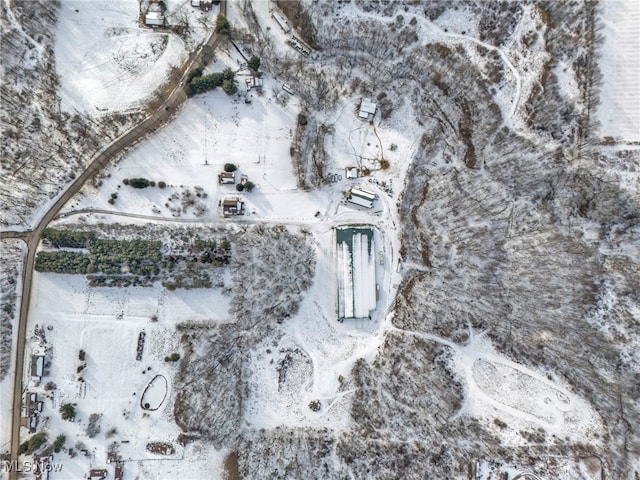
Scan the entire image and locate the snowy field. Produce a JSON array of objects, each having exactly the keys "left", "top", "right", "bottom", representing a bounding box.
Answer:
[
  {"left": 30, "top": 272, "right": 230, "bottom": 326},
  {"left": 597, "top": 0, "right": 640, "bottom": 142},
  {"left": 49, "top": 48, "right": 411, "bottom": 444},
  {"left": 55, "top": 0, "right": 198, "bottom": 115},
  {"left": 60, "top": 48, "right": 412, "bottom": 230},
  {"left": 48, "top": 5, "right": 596, "bottom": 456},
  {"left": 63, "top": 59, "right": 304, "bottom": 220},
  {"left": 4, "top": 0, "right": 635, "bottom": 476},
  {"left": 20, "top": 272, "right": 232, "bottom": 478}
]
